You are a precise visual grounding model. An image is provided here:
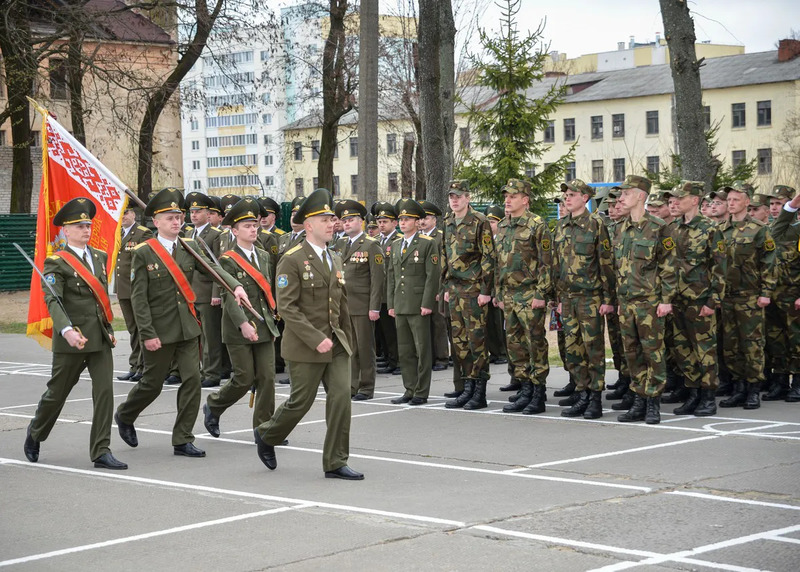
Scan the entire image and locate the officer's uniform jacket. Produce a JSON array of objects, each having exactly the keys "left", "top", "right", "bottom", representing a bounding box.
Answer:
[
  {"left": 115, "top": 224, "right": 153, "bottom": 299},
  {"left": 386, "top": 233, "right": 440, "bottom": 314},
  {"left": 182, "top": 223, "right": 223, "bottom": 302},
  {"left": 334, "top": 233, "right": 385, "bottom": 316}
]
